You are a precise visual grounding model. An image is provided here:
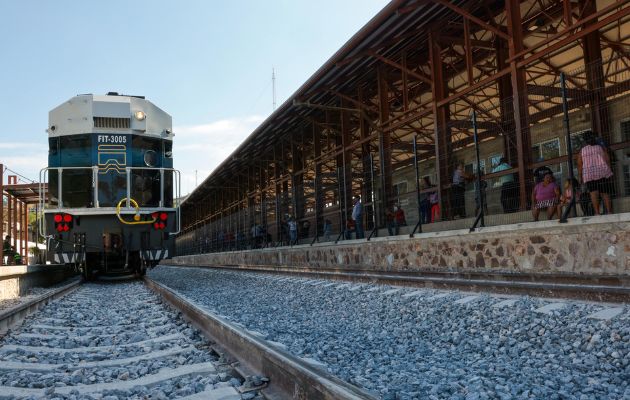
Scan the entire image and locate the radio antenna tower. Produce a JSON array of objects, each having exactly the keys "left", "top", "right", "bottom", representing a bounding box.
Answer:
[{"left": 272, "top": 67, "right": 277, "bottom": 111}]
